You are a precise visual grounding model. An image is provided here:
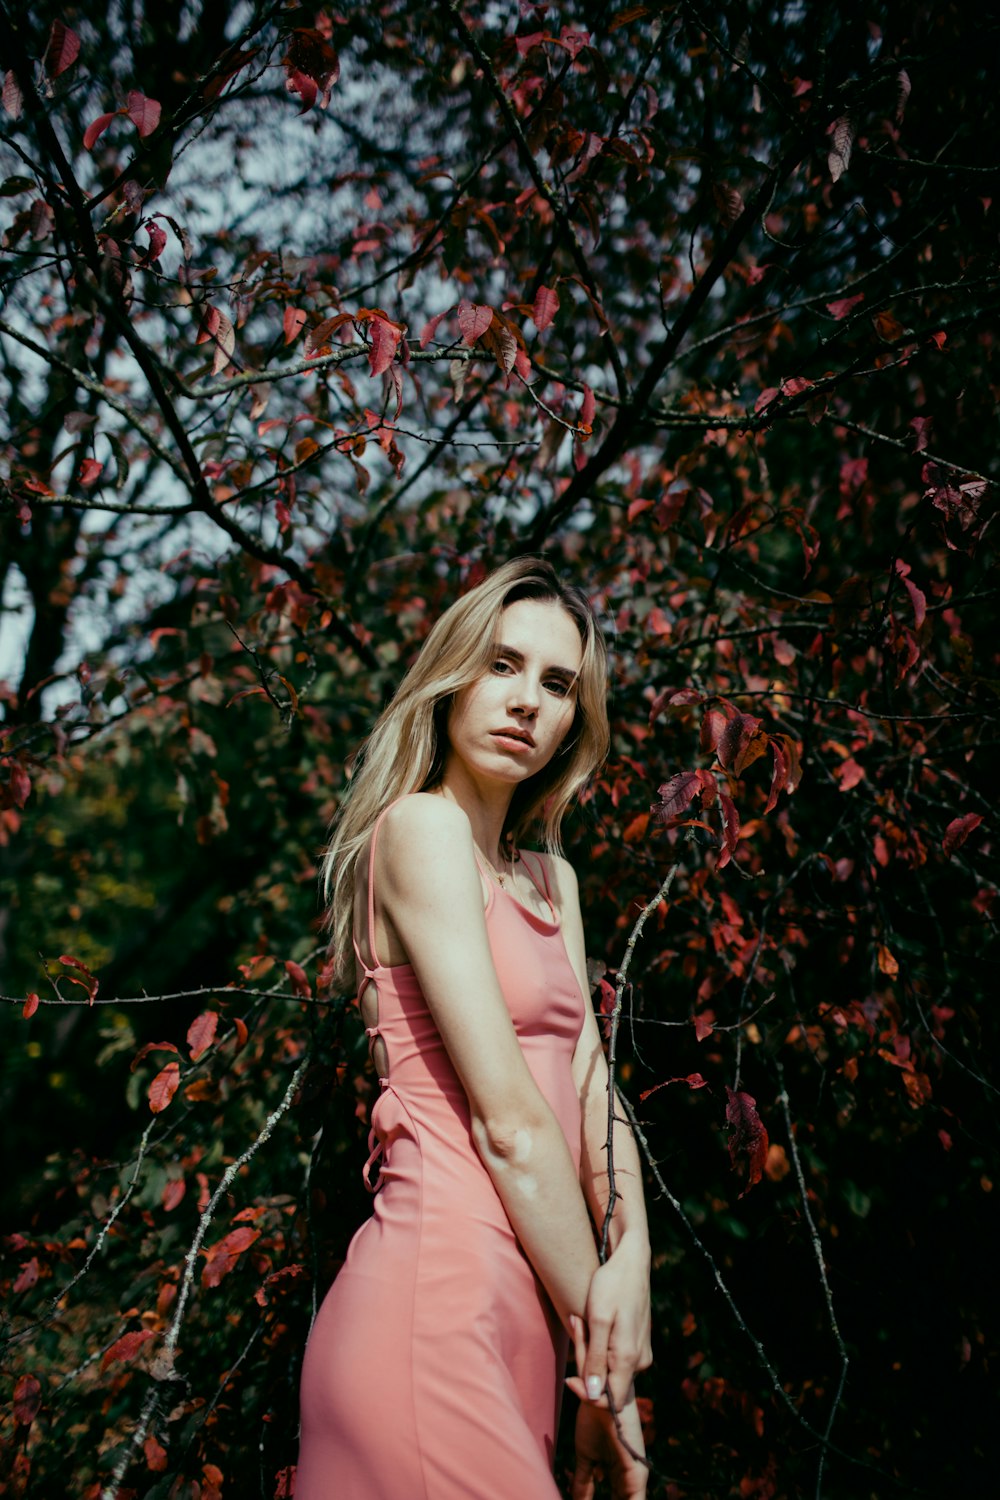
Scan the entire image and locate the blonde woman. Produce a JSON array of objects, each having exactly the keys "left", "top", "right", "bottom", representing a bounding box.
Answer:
[{"left": 297, "top": 558, "right": 652, "bottom": 1499}]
